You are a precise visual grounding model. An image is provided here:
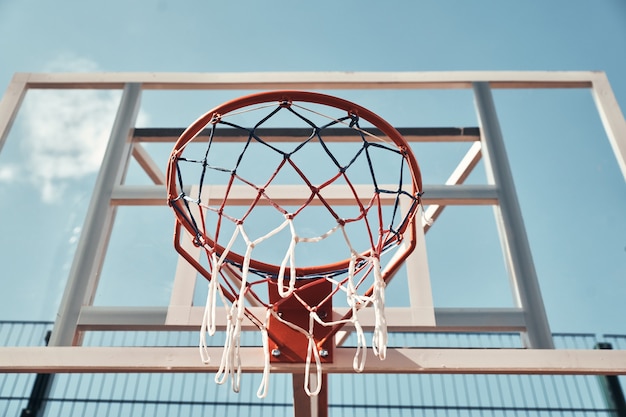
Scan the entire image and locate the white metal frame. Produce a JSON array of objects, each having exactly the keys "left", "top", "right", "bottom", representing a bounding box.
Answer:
[
  {"left": 3, "top": 346, "right": 626, "bottom": 374},
  {"left": 1, "top": 71, "right": 625, "bottom": 375}
]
